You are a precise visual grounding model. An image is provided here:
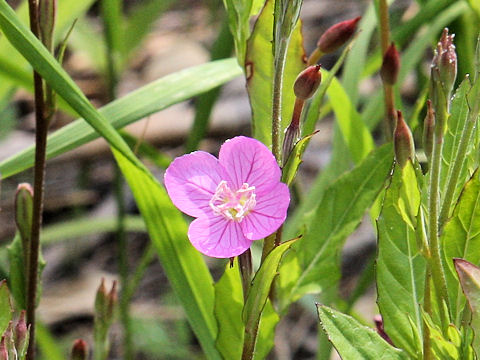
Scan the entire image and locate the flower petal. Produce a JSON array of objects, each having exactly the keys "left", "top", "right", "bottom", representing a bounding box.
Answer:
[
  {"left": 241, "top": 182, "right": 290, "bottom": 240},
  {"left": 219, "top": 136, "right": 281, "bottom": 192},
  {"left": 188, "top": 216, "right": 252, "bottom": 258},
  {"left": 164, "top": 151, "right": 225, "bottom": 217}
]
